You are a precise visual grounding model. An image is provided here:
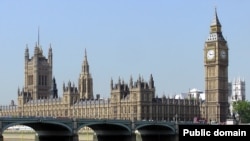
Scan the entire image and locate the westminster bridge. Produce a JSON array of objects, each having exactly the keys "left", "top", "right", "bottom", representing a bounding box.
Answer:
[{"left": 0, "top": 117, "right": 180, "bottom": 141}]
